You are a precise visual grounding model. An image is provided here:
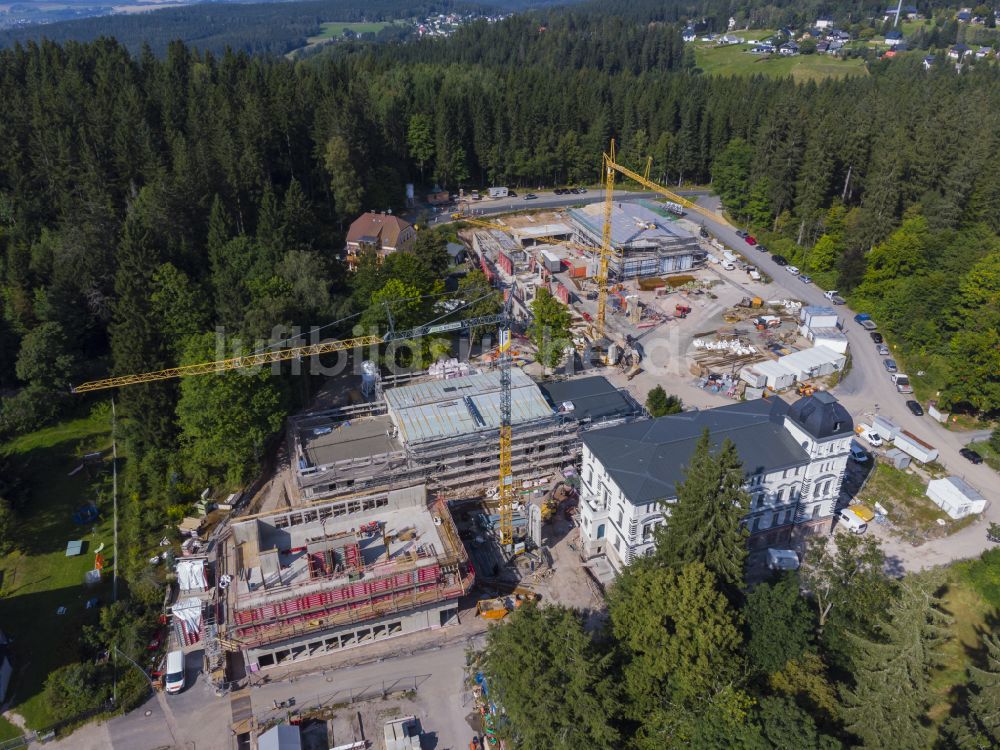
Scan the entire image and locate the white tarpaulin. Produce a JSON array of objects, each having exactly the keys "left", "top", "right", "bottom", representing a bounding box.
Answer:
[
  {"left": 172, "top": 597, "right": 203, "bottom": 646},
  {"left": 176, "top": 559, "right": 208, "bottom": 592}
]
